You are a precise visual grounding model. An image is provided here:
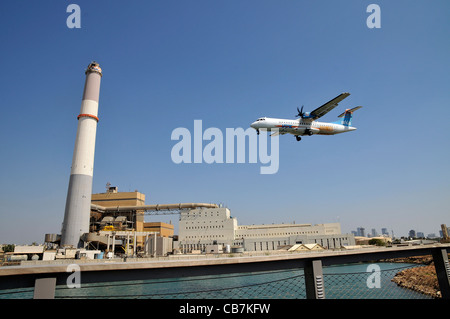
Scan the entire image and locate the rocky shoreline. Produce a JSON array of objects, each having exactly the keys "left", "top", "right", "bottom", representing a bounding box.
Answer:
[{"left": 383, "top": 256, "right": 440, "bottom": 298}]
